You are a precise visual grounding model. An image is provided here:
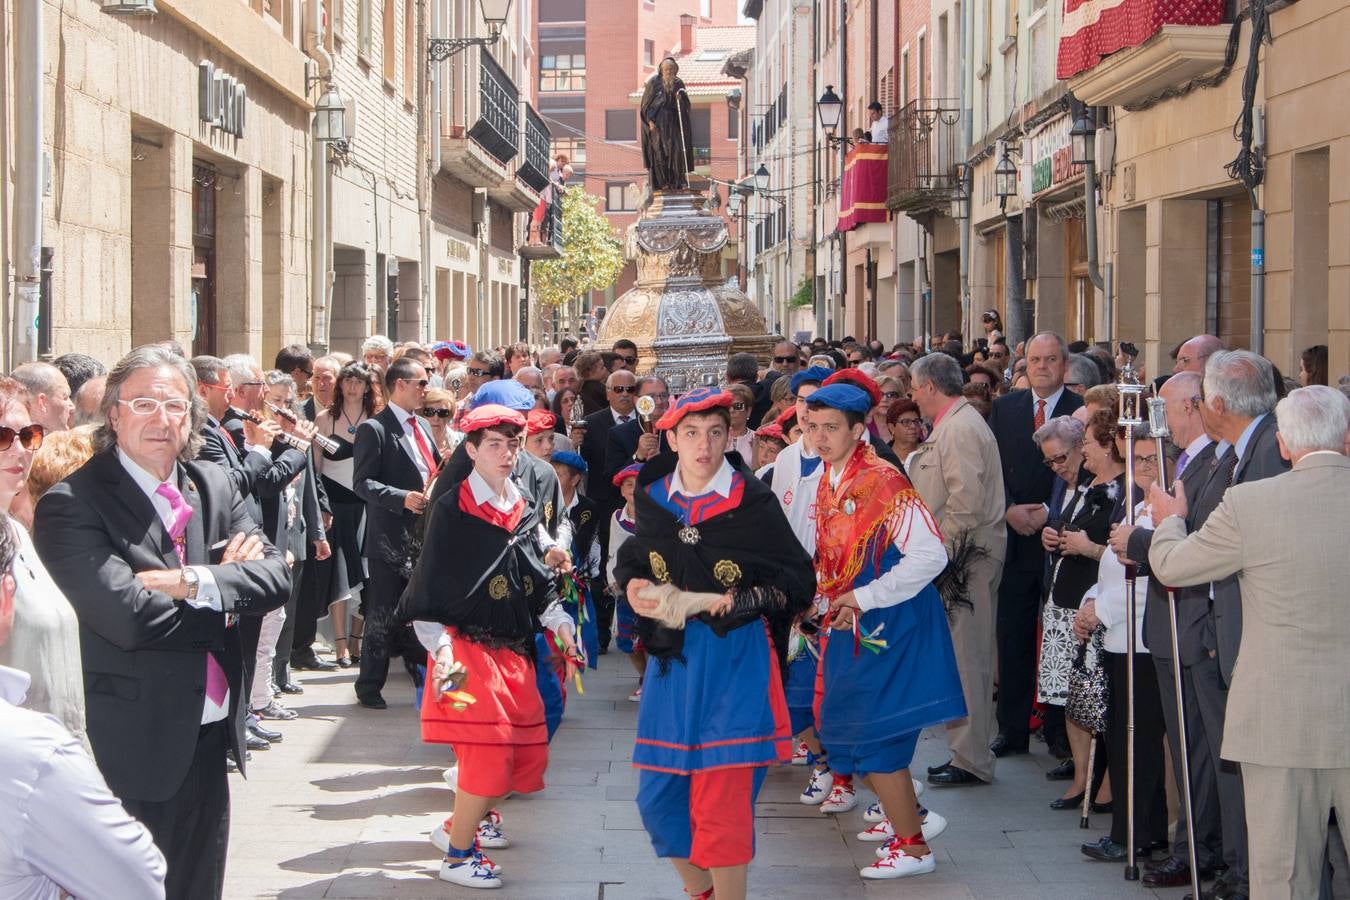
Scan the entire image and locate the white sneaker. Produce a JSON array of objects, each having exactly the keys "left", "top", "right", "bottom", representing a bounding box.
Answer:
[
  {"left": 857, "top": 818, "right": 894, "bottom": 842},
  {"left": 921, "top": 808, "right": 948, "bottom": 842},
  {"left": 438, "top": 854, "right": 502, "bottom": 889},
  {"left": 799, "top": 766, "right": 832, "bottom": 805},
  {"left": 819, "top": 779, "right": 858, "bottom": 814},
  {"left": 429, "top": 825, "right": 504, "bottom": 875},
  {"left": 628, "top": 687, "right": 642, "bottom": 702},
  {"left": 790, "top": 741, "right": 810, "bottom": 765},
  {"left": 442, "top": 766, "right": 458, "bottom": 792},
  {"left": 863, "top": 801, "right": 886, "bottom": 823},
  {"left": 431, "top": 816, "right": 510, "bottom": 853},
  {"left": 860, "top": 848, "right": 936, "bottom": 880},
  {"left": 913, "top": 777, "right": 925, "bottom": 799}
]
